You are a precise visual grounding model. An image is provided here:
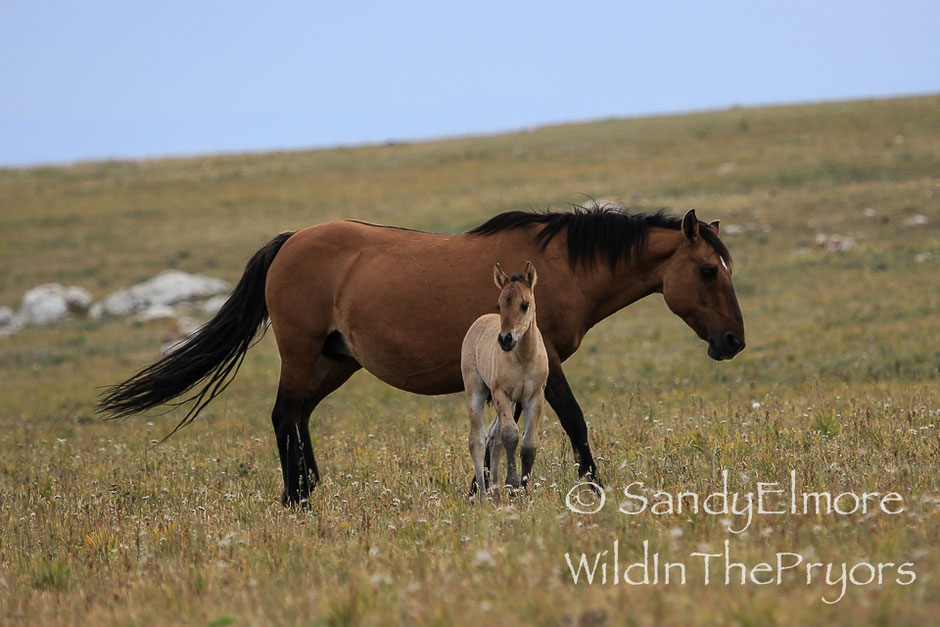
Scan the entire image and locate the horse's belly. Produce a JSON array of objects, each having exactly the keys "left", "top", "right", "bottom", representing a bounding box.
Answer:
[{"left": 338, "top": 318, "right": 467, "bottom": 395}]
